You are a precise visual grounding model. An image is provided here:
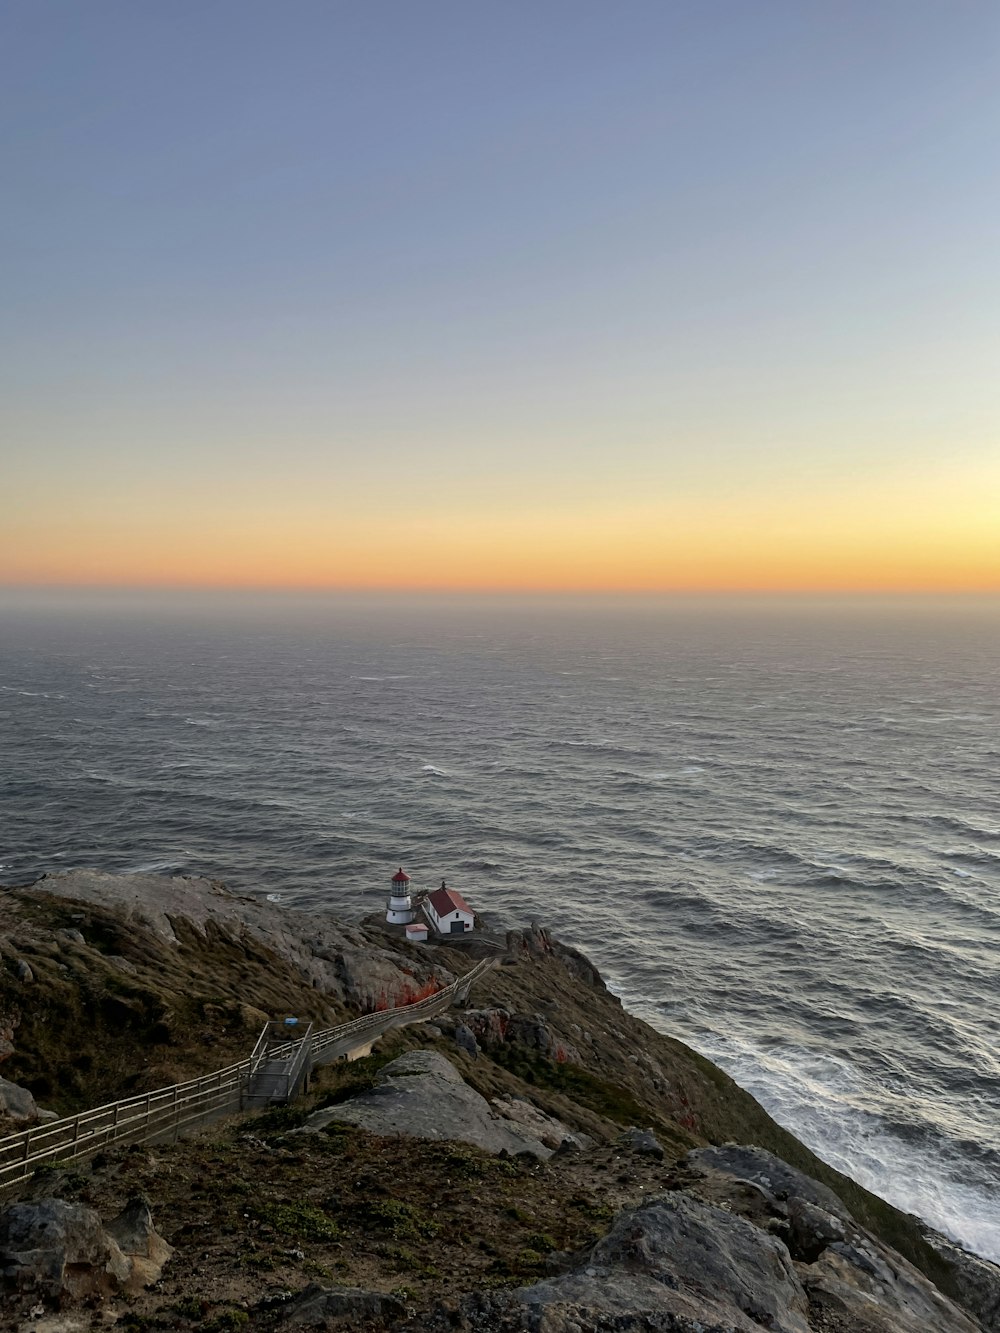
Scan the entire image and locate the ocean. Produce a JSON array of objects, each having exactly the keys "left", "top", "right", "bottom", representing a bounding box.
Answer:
[{"left": 1, "top": 593, "right": 998, "bottom": 1262}]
